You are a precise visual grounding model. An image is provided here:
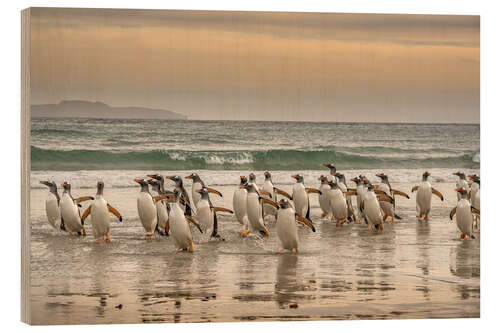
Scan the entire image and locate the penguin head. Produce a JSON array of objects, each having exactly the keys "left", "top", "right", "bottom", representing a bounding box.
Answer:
[
  {"left": 147, "top": 179, "right": 161, "bottom": 192},
  {"left": 361, "top": 176, "right": 370, "bottom": 186},
  {"left": 376, "top": 173, "right": 388, "bottom": 180},
  {"left": 323, "top": 163, "right": 336, "bottom": 174},
  {"left": 325, "top": 180, "right": 339, "bottom": 189},
  {"left": 264, "top": 171, "right": 272, "bottom": 180},
  {"left": 422, "top": 171, "right": 431, "bottom": 181},
  {"left": 96, "top": 181, "right": 104, "bottom": 195},
  {"left": 185, "top": 173, "right": 200, "bottom": 182},
  {"left": 249, "top": 173, "right": 256, "bottom": 182},
  {"left": 351, "top": 177, "right": 361, "bottom": 185},
  {"left": 195, "top": 187, "right": 209, "bottom": 199},
  {"left": 333, "top": 172, "right": 346, "bottom": 183},
  {"left": 468, "top": 174, "right": 480, "bottom": 184},
  {"left": 40, "top": 180, "right": 57, "bottom": 193},
  {"left": 291, "top": 174, "right": 304, "bottom": 183},
  {"left": 167, "top": 175, "right": 183, "bottom": 186},
  {"left": 453, "top": 171, "right": 466, "bottom": 180},
  {"left": 239, "top": 175, "right": 248, "bottom": 185},
  {"left": 278, "top": 198, "right": 291, "bottom": 209},
  {"left": 455, "top": 188, "right": 468, "bottom": 198},
  {"left": 60, "top": 181, "right": 71, "bottom": 192},
  {"left": 240, "top": 183, "right": 255, "bottom": 193},
  {"left": 134, "top": 178, "right": 149, "bottom": 191},
  {"left": 318, "top": 175, "right": 328, "bottom": 184},
  {"left": 147, "top": 174, "right": 164, "bottom": 182}
]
